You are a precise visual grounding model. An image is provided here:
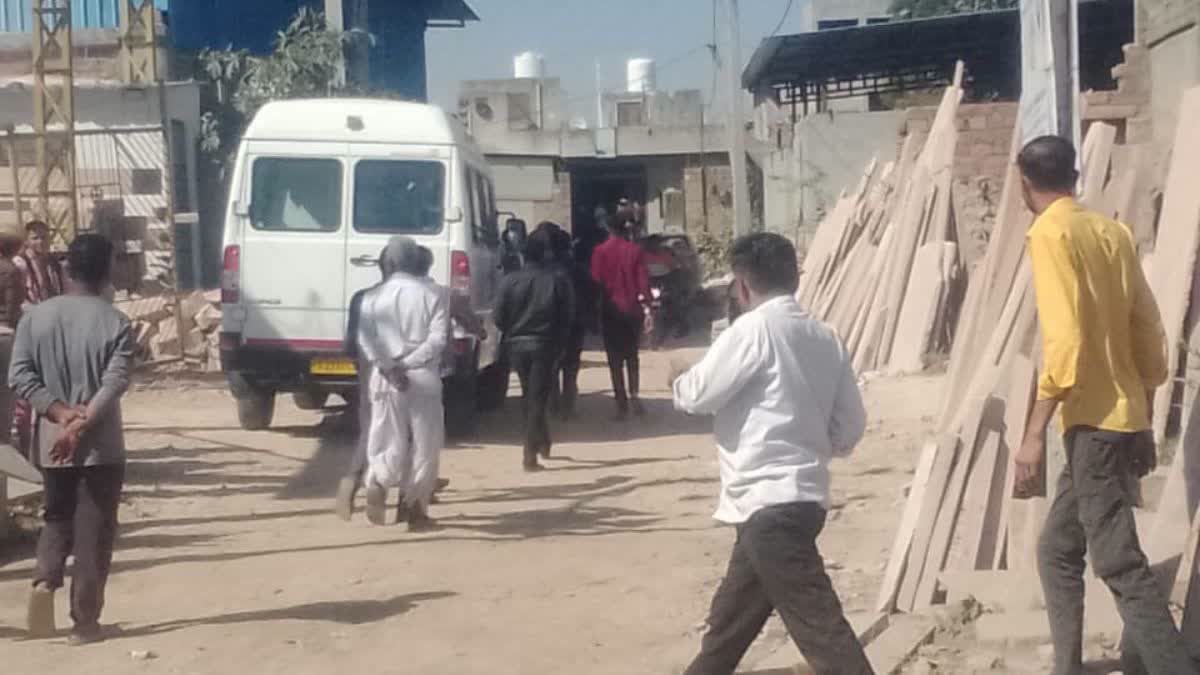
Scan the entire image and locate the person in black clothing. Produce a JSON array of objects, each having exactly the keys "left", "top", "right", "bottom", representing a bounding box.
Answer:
[
  {"left": 494, "top": 227, "right": 575, "bottom": 471},
  {"left": 539, "top": 222, "right": 592, "bottom": 419}
]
